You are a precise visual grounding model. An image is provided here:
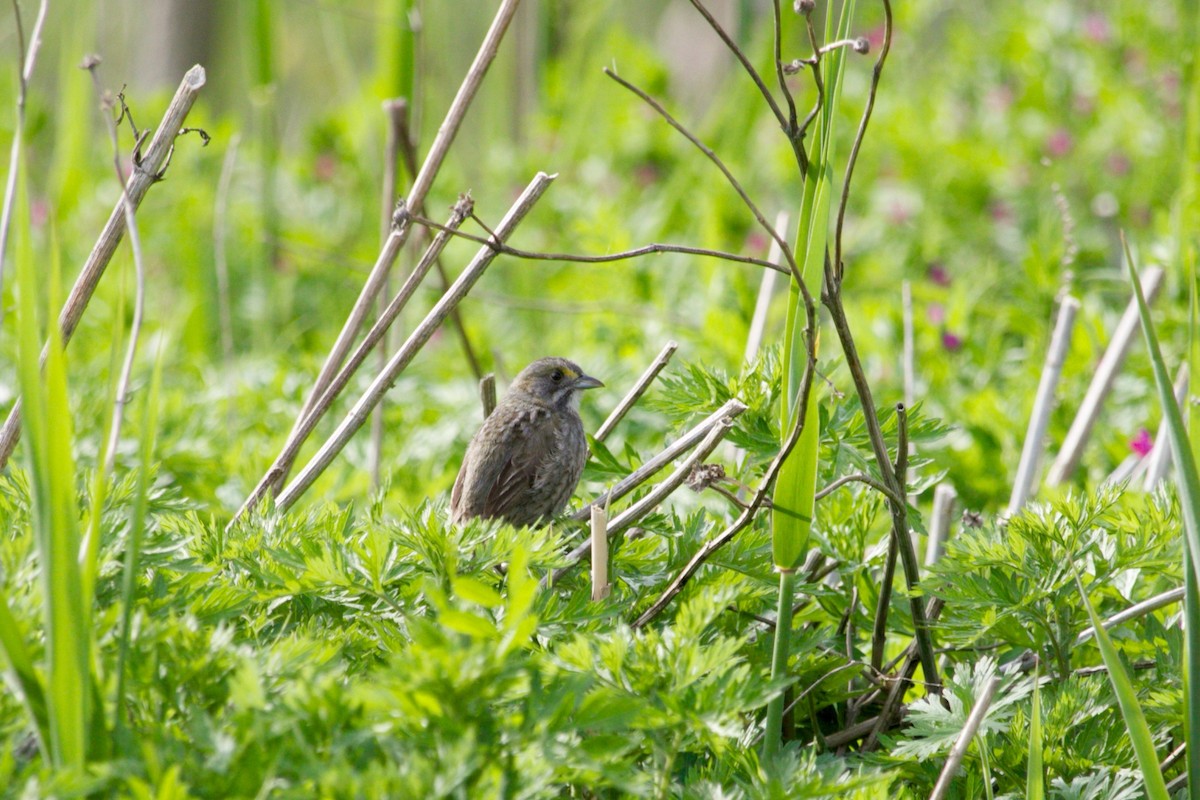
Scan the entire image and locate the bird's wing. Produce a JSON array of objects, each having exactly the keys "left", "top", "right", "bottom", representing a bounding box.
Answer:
[
  {"left": 451, "top": 408, "right": 550, "bottom": 523},
  {"left": 481, "top": 419, "right": 560, "bottom": 523}
]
